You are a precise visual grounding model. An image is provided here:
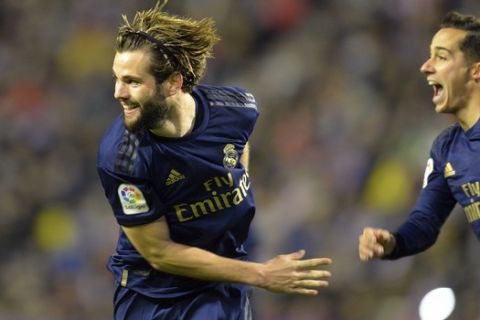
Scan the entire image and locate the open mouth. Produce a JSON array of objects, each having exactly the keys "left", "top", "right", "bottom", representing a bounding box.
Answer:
[
  {"left": 428, "top": 81, "right": 444, "bottom": 103},
  {"left": 122, "top": 103, "right": 140, "bottom": 117}
]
